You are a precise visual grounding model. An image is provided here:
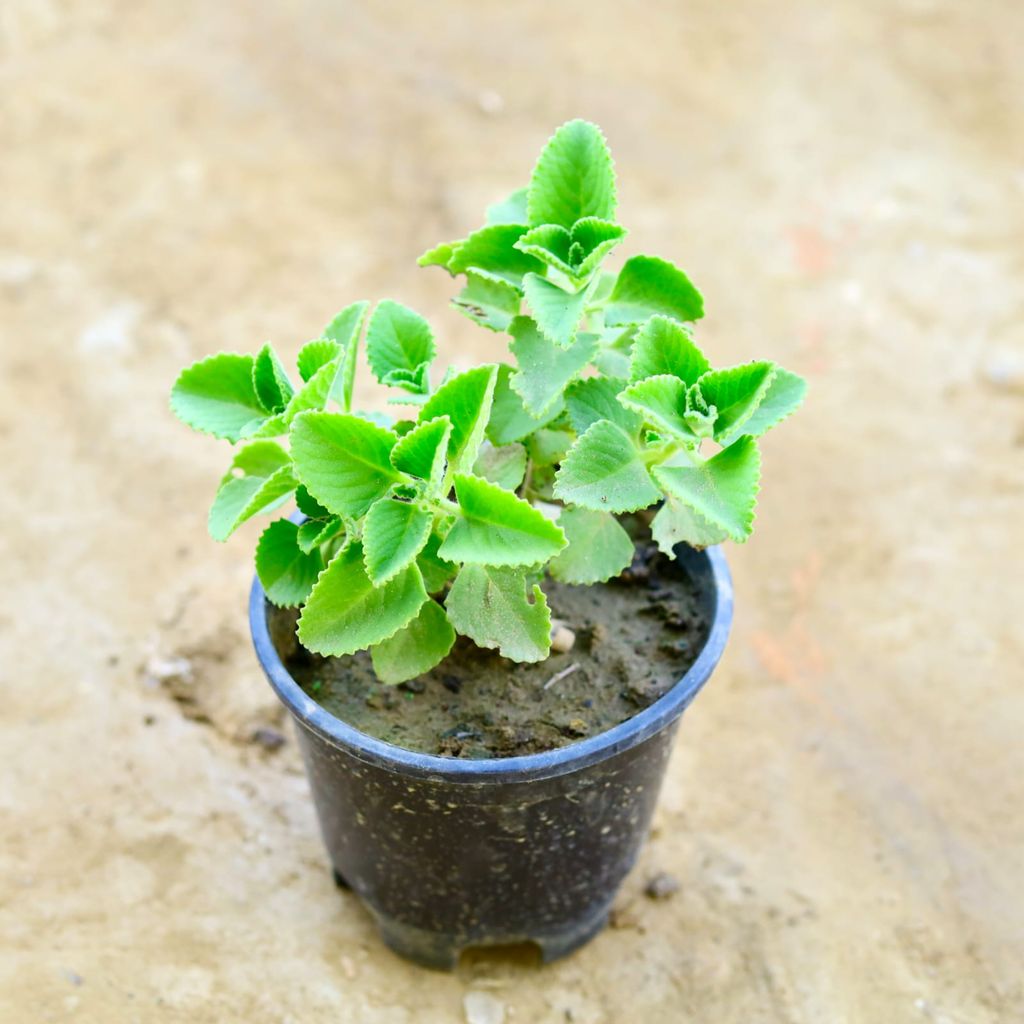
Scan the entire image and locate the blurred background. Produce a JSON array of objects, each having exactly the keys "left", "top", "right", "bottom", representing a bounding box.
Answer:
[{"left": 1, "top": 1, "right": 1022, "bottom": 1021}]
